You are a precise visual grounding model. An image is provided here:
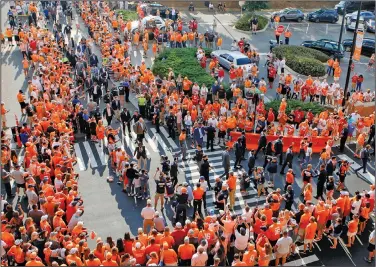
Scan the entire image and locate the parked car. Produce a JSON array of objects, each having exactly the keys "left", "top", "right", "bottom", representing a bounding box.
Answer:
[
  {"left": 131, "top": 15, "right": 166, "bottom": 34},
  {"left": 343, "top": 38, "right": 375, "bottom": 56},
  {"left": 346, "top": 14, "right": 366, "bottom": 31},
  {"left": 273, "top": 8, "right": 305, "bottom": 22},
  {"left": 211, "top": 50, "right": 253, "bottom": 70},
  {"left": 141, "top": 2, "right": 179, "bottom": 20},
  {"left": 301, "top": 39, "right": 344, "bottom": 58},
  {"left": 366, "top": 19, "right": 375, "bottom": 33},
  {"left": 336, "top": 1, "right": 375, "bottom": 15},
  {"left": 345, "top": 11, "right": 375, "bottom": 21},
  {"left": 307, "top": 9, "right": 339, "bottom": 23}
]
